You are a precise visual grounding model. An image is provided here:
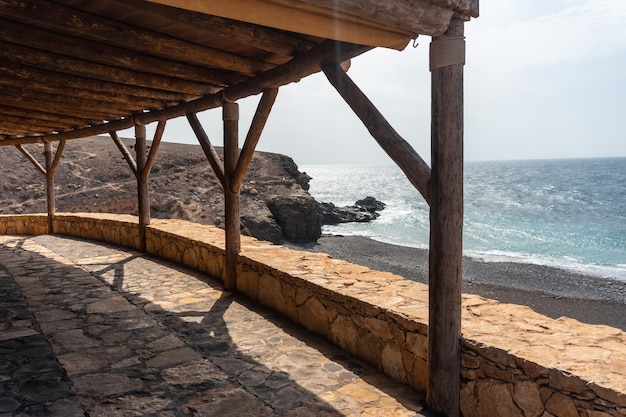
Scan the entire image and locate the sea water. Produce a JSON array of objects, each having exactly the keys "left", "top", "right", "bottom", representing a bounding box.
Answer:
[{"left": 301, "top": 158, "right": 626, "bottom": 281}]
